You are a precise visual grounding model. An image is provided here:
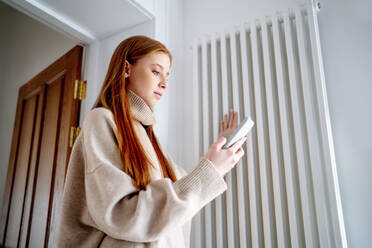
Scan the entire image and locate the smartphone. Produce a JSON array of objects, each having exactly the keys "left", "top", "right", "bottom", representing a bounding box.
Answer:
[{"left": 223, "top": 117, "right": 254, "bottom": 149}]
